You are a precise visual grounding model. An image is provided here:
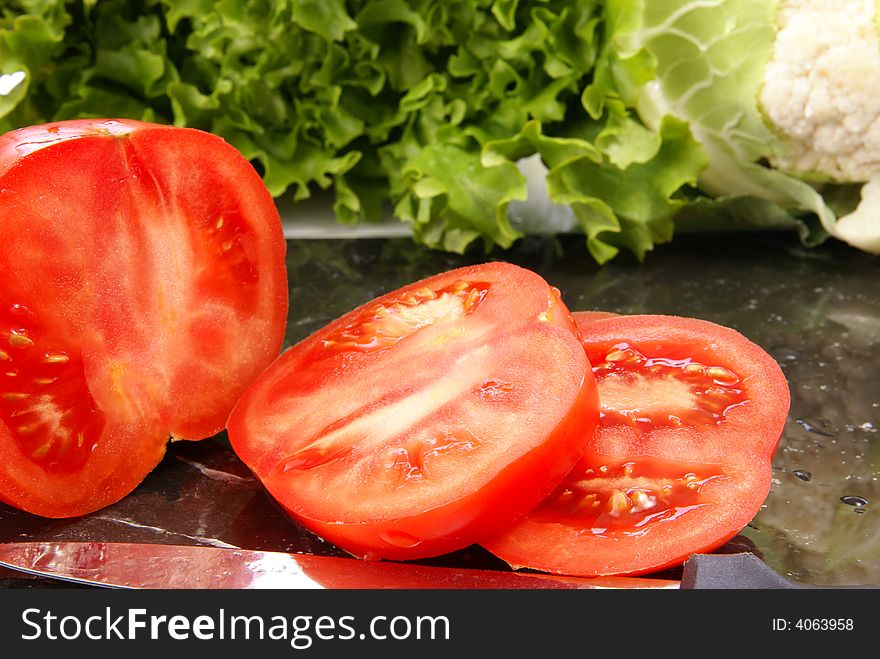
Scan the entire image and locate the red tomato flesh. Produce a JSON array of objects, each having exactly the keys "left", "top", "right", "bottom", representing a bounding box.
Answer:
[
  {"left": 481, "top": 314, "right": 790, "bottom": 577},
  {"left": 570, "top": 310, "right": 619, "bottom": 325},
  {"left": 0, "top": 119, "right": 288, "bottom": 517},
  {"left": 227, "top": 263, "right": 599, "bottom": 561}
]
